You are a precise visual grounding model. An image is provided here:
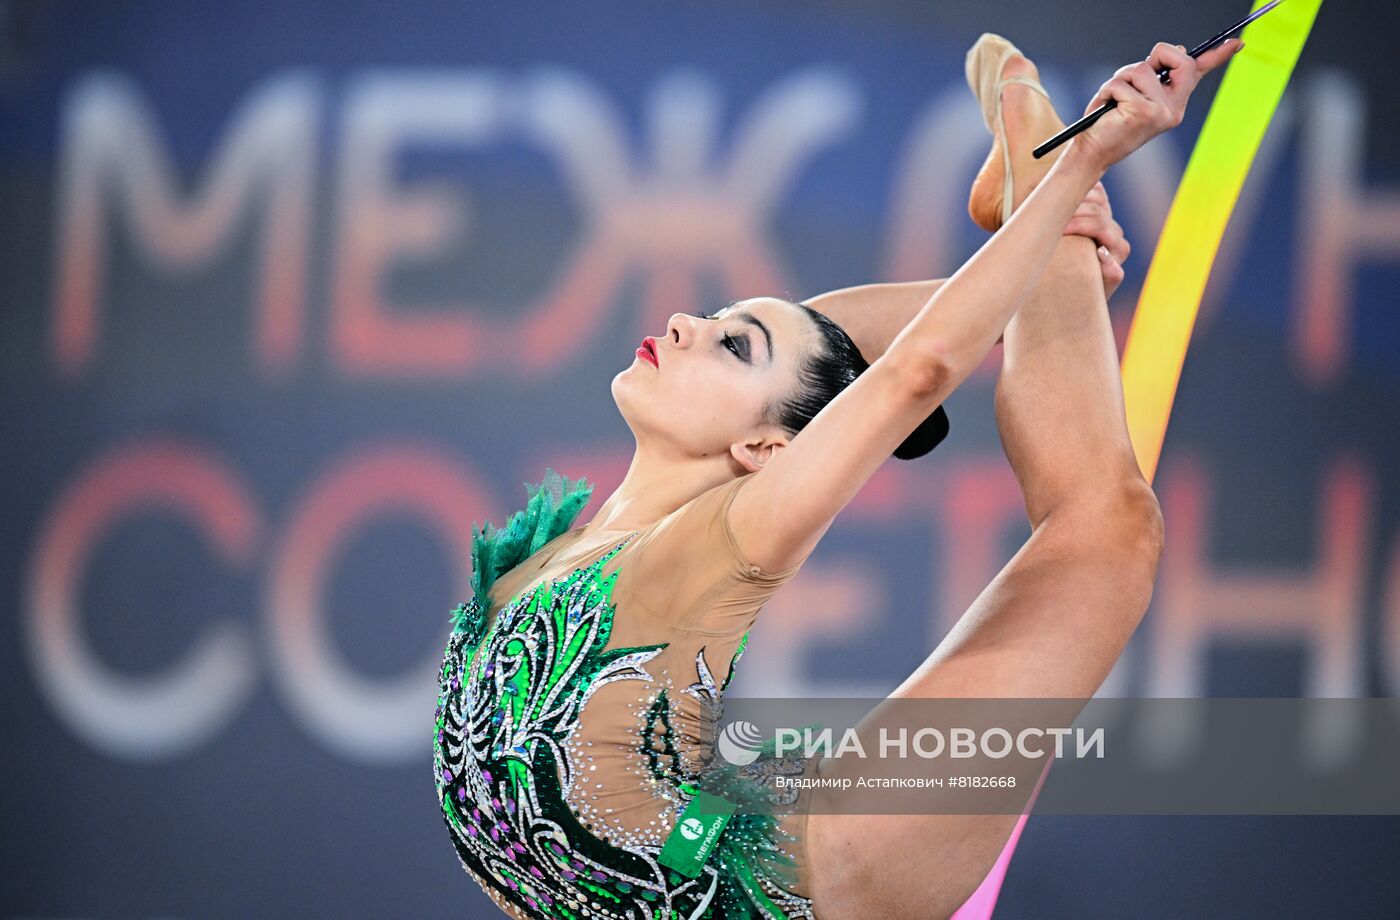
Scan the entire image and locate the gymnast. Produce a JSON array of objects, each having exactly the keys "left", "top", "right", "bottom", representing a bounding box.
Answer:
[{"left": 433, "top": 32, "right": 1243, "bottom": 920}]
